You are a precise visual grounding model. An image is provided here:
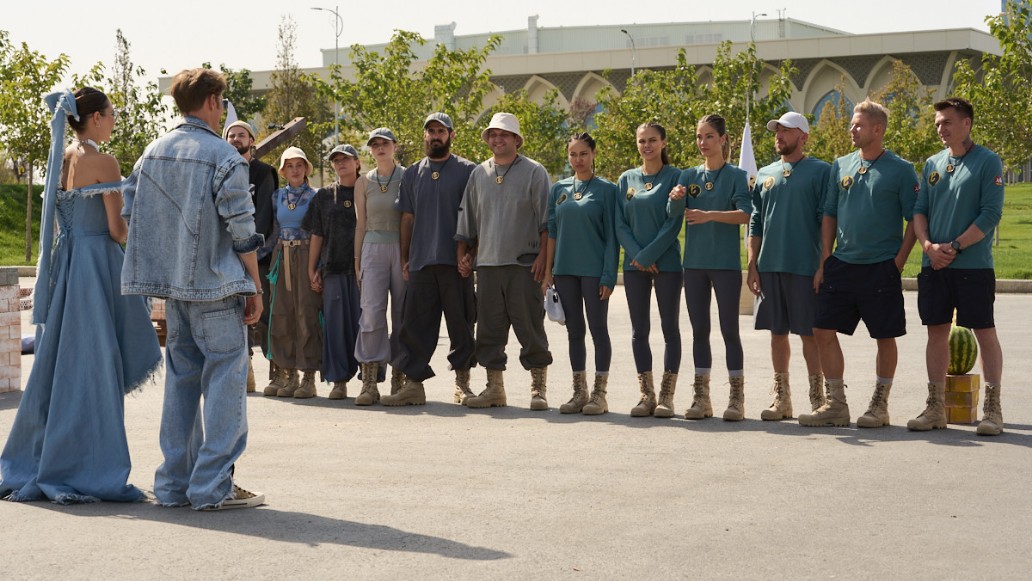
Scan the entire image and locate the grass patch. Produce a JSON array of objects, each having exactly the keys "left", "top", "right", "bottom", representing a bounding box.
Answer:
[{"left": 0, "top": 184, "right": 42, "bottom": 266}]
